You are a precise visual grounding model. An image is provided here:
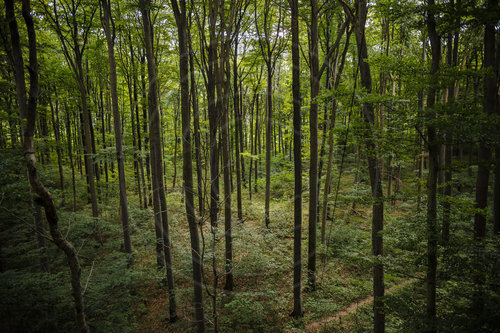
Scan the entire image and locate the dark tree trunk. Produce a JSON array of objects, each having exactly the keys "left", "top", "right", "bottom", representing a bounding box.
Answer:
[
  {"left": 425, "top": 1, "right": 440, "bottom": 331},
  {"left": 188, "top": 24, "right": 204, "bottom": 216},
  {"left": 221, "top": 51, "right": 233, "bottom": 291},
  {"left": 123, "top": 30, "right": 142, "bottom": 206},
  {"left": 265, "top": 62, "right": 272, "bottom": 229},
  {"left": 170, "top": 0, "right": 205, "bottom": 329},
  {"left": 139, "top": 0, "right": 177, "bottom": 320},
  {"left": 233, "top": 30, "right": 243, "bottom": 221},
  {"left": 307, "top": 0, "right": 320, "bottom": 290},
  {"left": 472, "top": 0, "right": 497, "bottom": 317},
  {"left": 141, "top": 53, "right": 152, "bottom": 207},
  {"left": 474, "top": 0, "right": 496, "bottom": 241},
  {"left": 129, "top": 41, "right": 148, "bottom": 209},
  {"left": 355, "top": 1, "right": 384, "bottom": 331},
  {"left": 254, "top": 93, "right": 259, "bottom": 193},
  {"left": 291, "top": 0, "right": 302, "bottom": 317},
  {"left": 6, "top": 0, "right": 89, "bottom": 330},
  {"left": 65, "top": 104, "right": 77, "bottom": 211}
]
